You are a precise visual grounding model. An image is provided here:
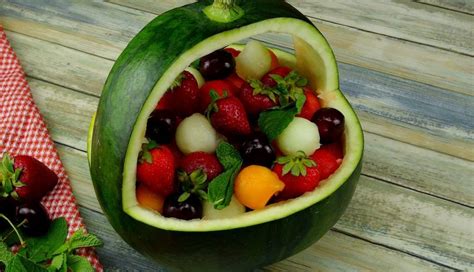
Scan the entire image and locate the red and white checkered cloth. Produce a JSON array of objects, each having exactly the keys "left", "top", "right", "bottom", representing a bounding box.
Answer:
[{"left": 0, "top": 27, "right": 102, "bottom": 270}]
